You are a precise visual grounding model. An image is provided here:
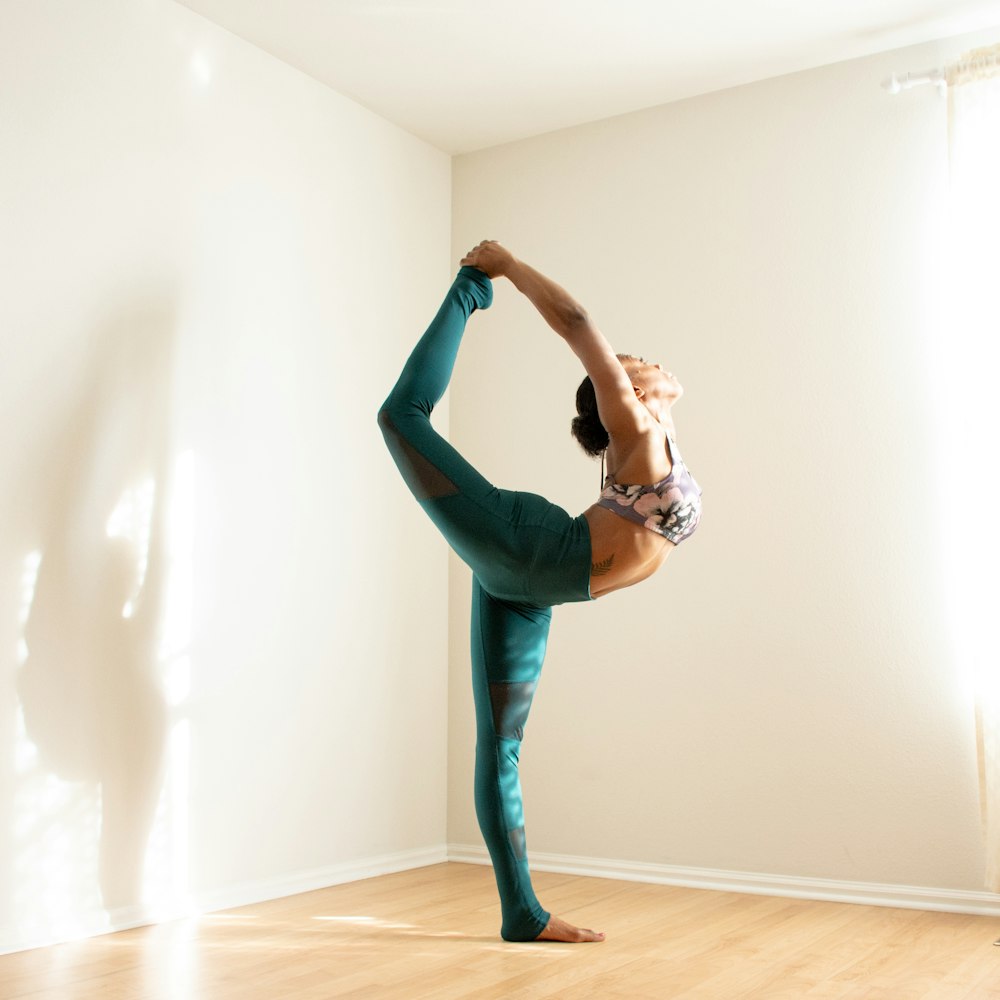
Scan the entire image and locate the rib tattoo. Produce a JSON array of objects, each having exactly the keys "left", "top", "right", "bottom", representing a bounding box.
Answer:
[{"left": 591, "top": 554, "right": 615, "bottom": 576}]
